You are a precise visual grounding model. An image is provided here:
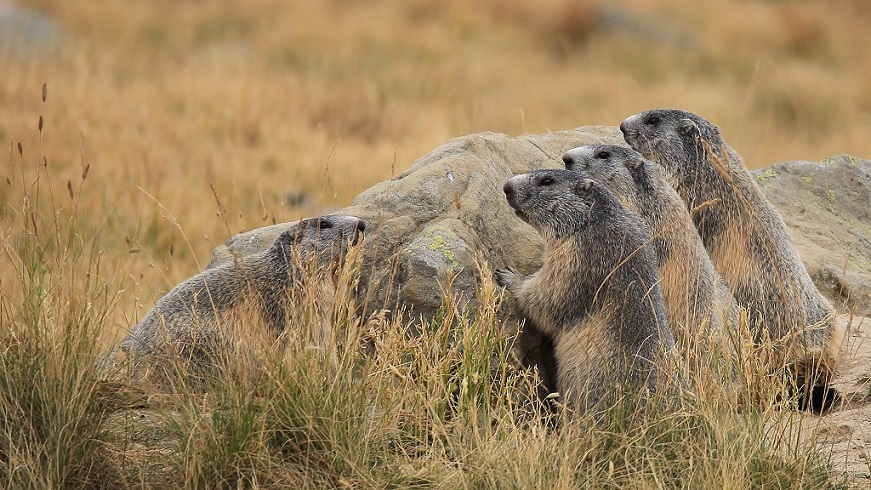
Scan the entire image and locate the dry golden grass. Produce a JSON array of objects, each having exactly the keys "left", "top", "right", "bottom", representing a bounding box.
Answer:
[{"left": 0, "top": 2, "right": 868, "bottom": 484}]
